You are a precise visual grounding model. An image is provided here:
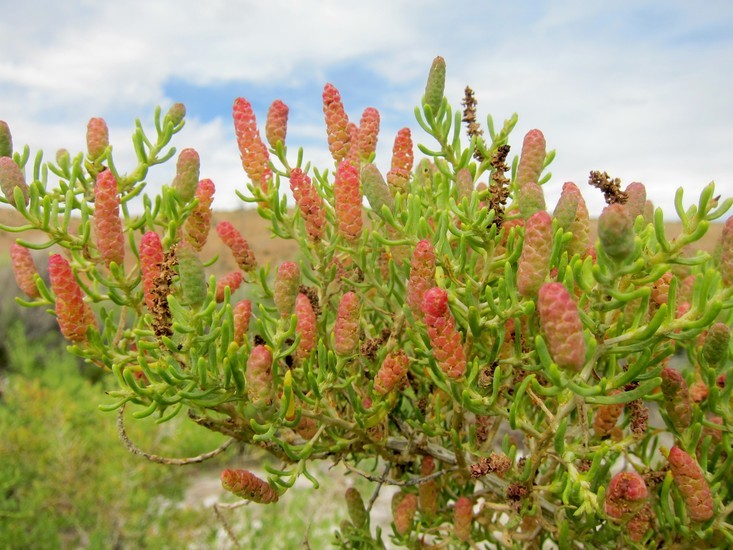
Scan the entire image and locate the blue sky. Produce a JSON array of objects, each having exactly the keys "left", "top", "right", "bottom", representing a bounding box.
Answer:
[{"left": 1, "top": 0, "right": 732, "bottom": 217}]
